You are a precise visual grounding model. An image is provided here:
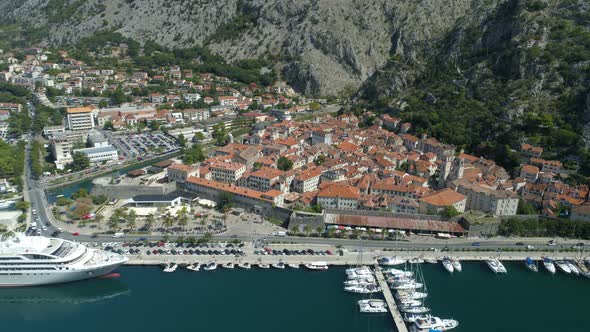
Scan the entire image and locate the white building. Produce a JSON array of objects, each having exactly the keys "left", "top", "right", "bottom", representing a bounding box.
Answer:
[
  {"left": 292, "top": 169, "right": 322, "bottom": 193},
  {"left": 418, "top": 188, "right": 466, "bottom": 215},
  {"left": 210, "top": 162, "right": 246, "bottom": 184},
  {"left": 317, "top": 185, "right": 360, "bottom": 210},
  {"left": 73, "top": 146, "right": 118, "bottom": 164},
  {"left": 183, "top": 93, "right": 201, "bottom": 103},
  {"left": 66, "top": 107, "right": 95, "bottom": 131},
  {"left": 453, "top": 182, "right": 519, "bottom": 216}
]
